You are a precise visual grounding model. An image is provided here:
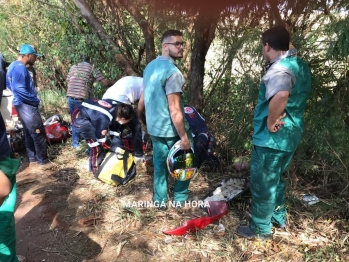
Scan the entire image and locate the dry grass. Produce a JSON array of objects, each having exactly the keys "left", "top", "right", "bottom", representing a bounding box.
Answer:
[
  {"left": 18, "top": 91, "right": 349, "bottom": 261},
  {"left": 29, "top": 139, "right": 348, "bottom": 262}
]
